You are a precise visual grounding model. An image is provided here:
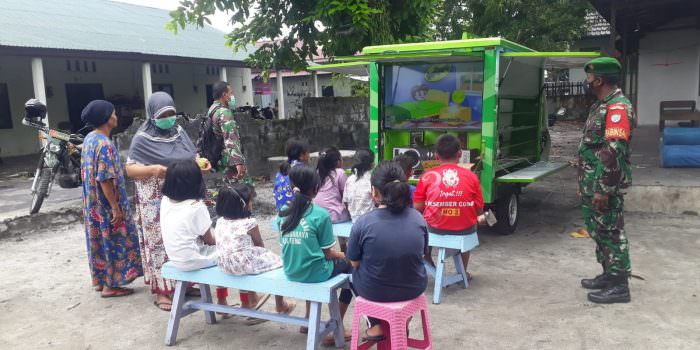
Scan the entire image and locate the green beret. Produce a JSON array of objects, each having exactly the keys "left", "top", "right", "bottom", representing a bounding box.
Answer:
[{"left": 584, "top": 57, "right": 621, "bottom": 75}]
